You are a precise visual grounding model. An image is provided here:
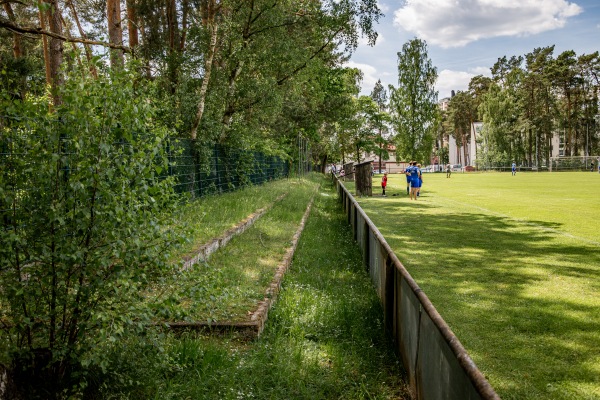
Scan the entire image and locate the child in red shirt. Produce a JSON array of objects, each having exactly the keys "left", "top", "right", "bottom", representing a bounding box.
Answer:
[{"left": 381, "top": 172, "right": 388, "bottom": 196}]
